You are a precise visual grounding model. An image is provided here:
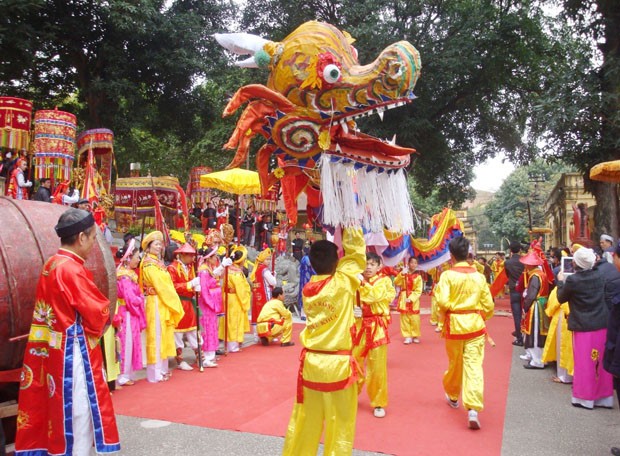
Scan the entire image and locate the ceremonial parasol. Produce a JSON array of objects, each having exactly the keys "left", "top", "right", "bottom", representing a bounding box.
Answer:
[
  {"left": 200, "top": 168, "right": 261, "bottom": 355},
  {"left": 199, "top": 167, "right": 261, "bottom": 195},
  {"left": 32, "top": 108, "right": 76, "bottom": 185},
  {"left": 77, "top": 128, "right": 115, "bottom": 193},
  {"left": 590, "top": 160, "right": 620, "bottom": 183}
]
